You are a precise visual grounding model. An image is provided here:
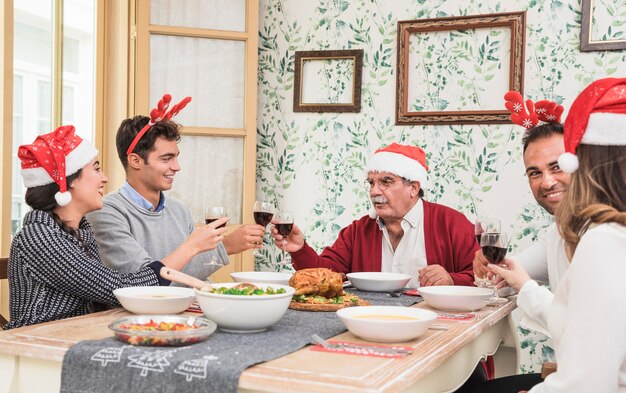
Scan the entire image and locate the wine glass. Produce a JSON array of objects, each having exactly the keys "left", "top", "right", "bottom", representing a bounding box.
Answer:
[
  {"left": 204, "top": 206, "right": 227, "bottom": 266},
  {"left": 480, "top": 232, "right": 510, "bottom": 304},
  {"left": 252, "top": 201, "right": 274, "bottom": 256},
  {"left": 474, "top": 217, "right": 501, "bottom": 244},
  {"left": 474, "top": 217, "right": 501, "bottom": 285},
  {"left": 274, "top": 211, "right": 294, "bottom": 265},
  {"left": 205, "top": 206, "right": 227, "bottom": 228}
]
